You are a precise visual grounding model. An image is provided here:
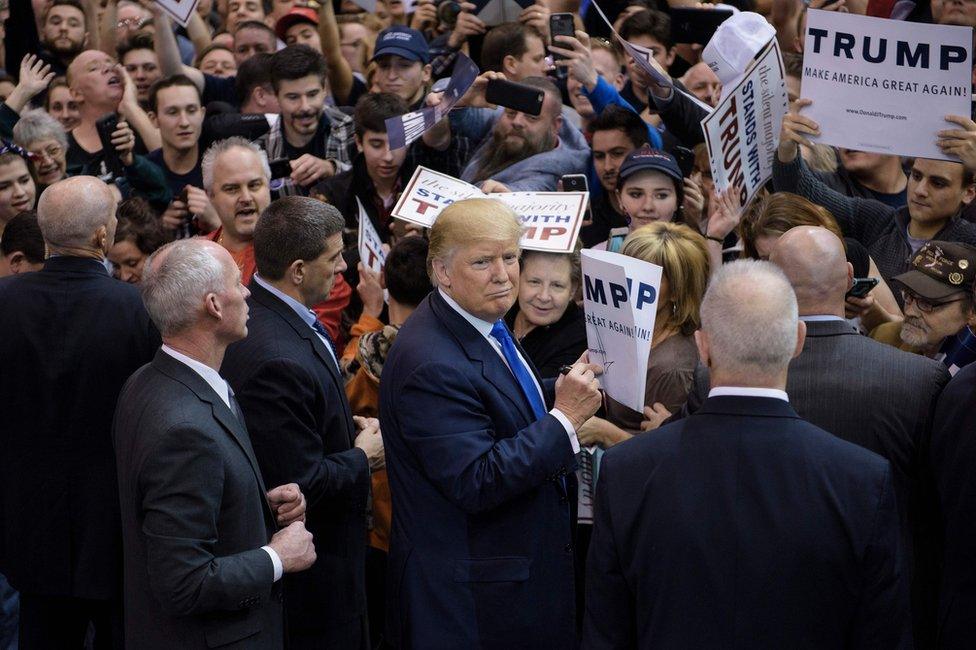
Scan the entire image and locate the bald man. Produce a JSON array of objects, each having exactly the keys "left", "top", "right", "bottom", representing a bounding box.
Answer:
[
  {"left": 679, "top": 226, "right": 949, "bottom": 648},
  {"left": 0, "top": 176, "right": 160, "bottom": 649}
]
